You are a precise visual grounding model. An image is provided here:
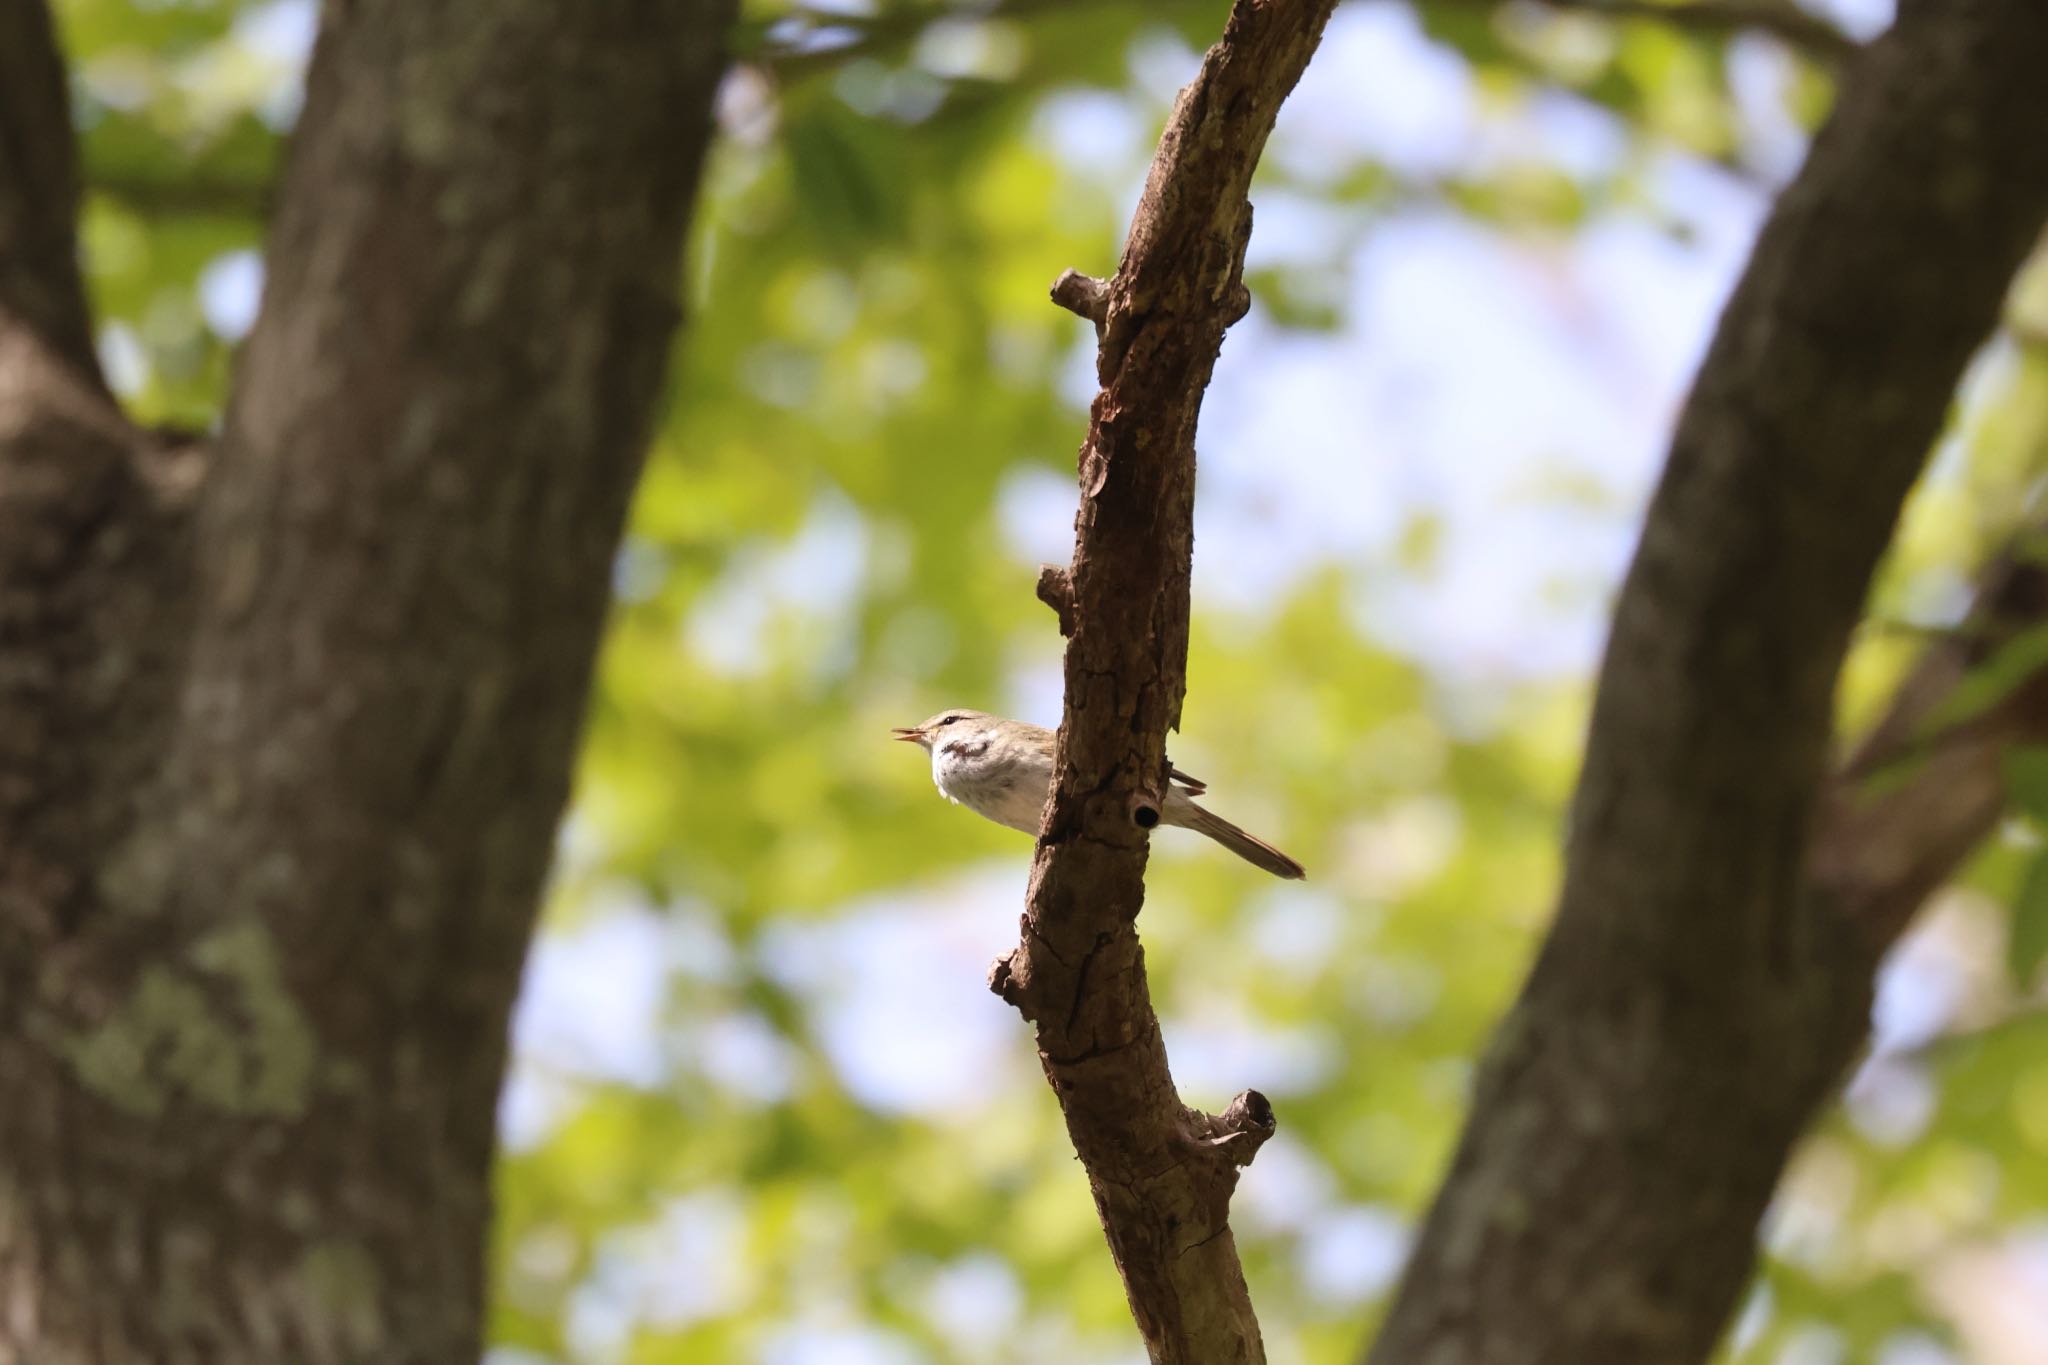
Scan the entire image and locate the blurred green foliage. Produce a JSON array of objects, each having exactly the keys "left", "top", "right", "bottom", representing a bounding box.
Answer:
[{"left": 55, "top": 0, "right": 2048, "bottom": 1361}]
